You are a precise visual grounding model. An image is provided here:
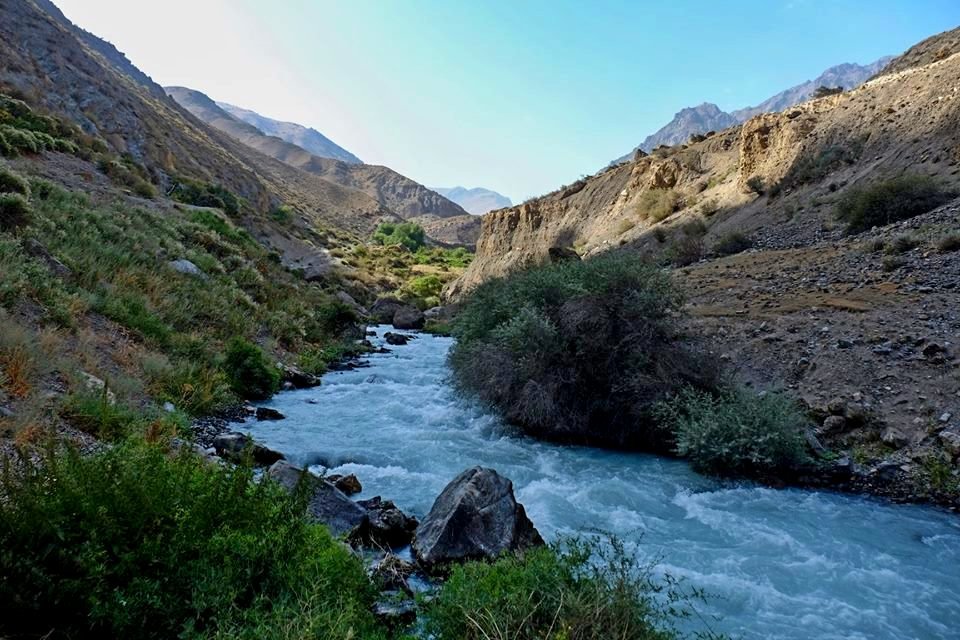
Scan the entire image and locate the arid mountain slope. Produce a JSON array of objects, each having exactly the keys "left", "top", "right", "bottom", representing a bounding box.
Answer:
[
  {"left": 218, "top": 101, "right": 362, "bottom": 164},
  {"left": 168, "top": 87, "right": 468, "bottom": 222},
  {"left": 613, "top": 58, "right": 891, "bottom": 163},
  {"left": 0, "top": 0, "right": 392, "bottom": 242},
  {"left": 452, "top": 33, "right": 960, "bottom": 296}
]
